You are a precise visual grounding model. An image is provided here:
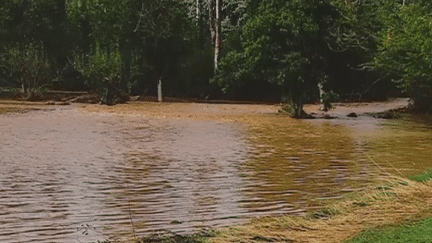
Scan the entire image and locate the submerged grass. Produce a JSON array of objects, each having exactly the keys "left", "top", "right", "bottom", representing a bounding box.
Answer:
[{"left": 134, "top": 231, "right": 217, "bottom": 243}]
